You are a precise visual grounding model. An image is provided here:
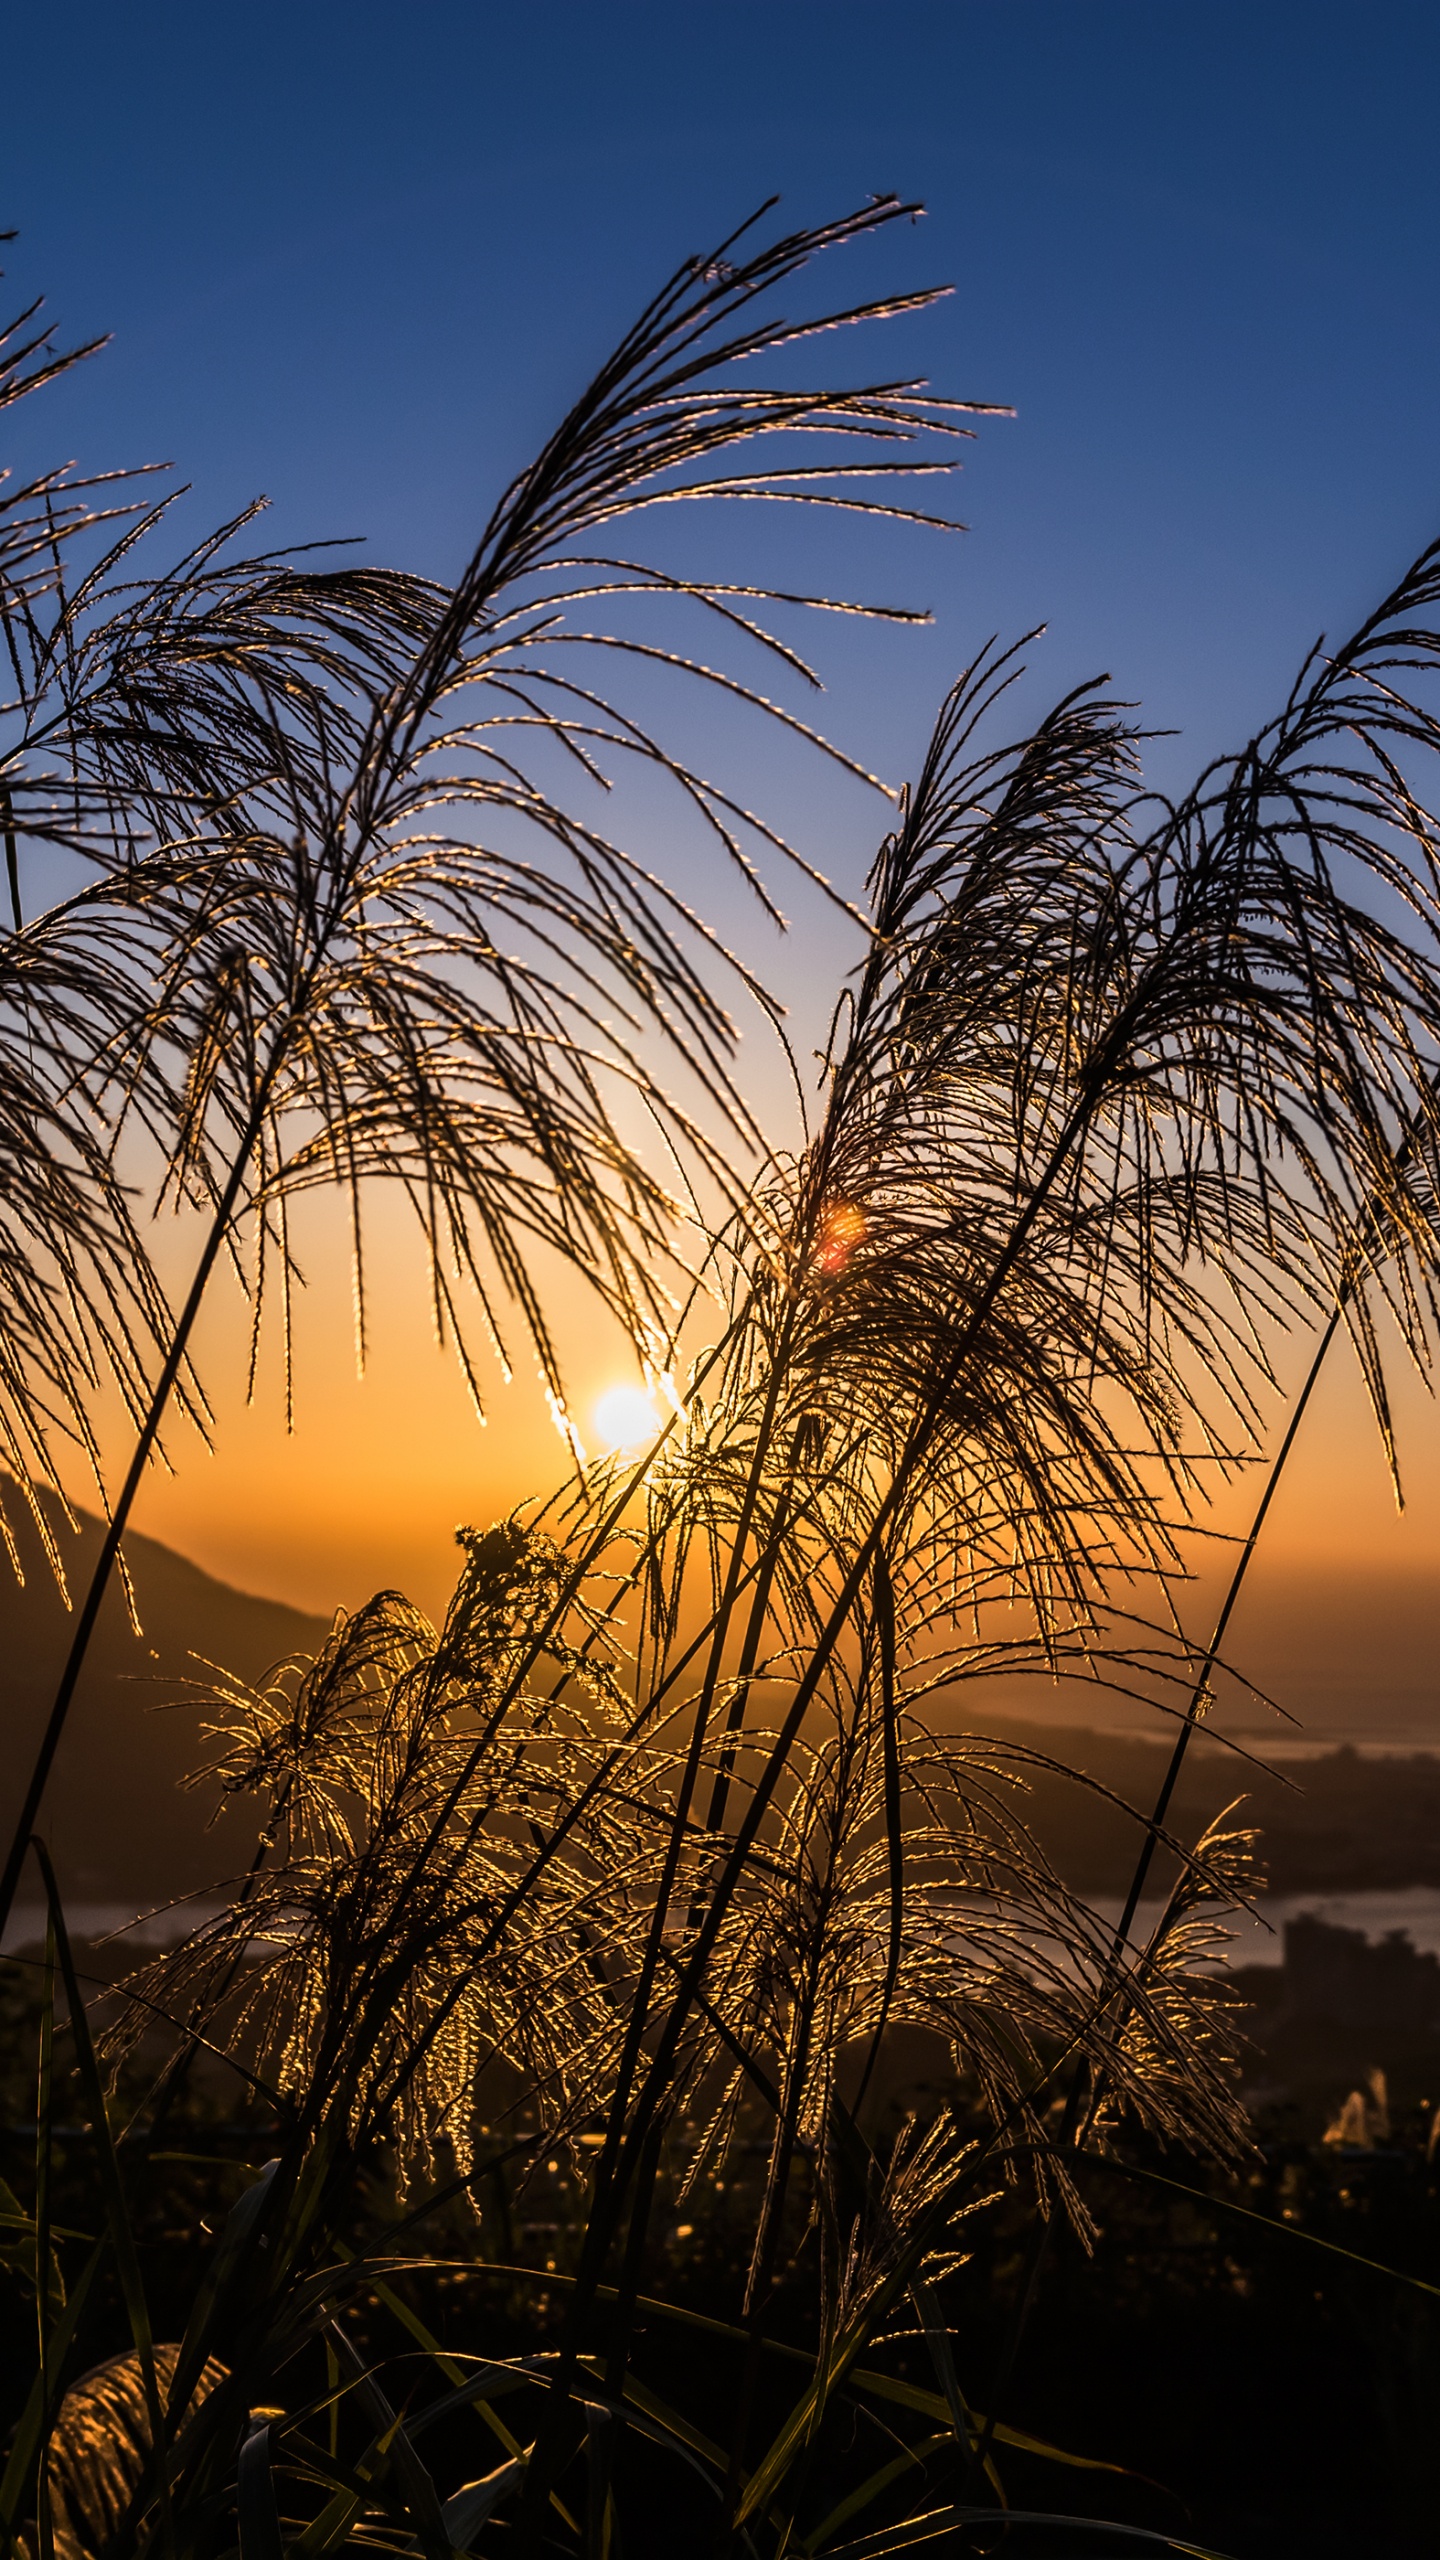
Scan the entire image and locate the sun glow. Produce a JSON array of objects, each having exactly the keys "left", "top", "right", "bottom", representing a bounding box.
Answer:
[{"left": 593, "top": 1383, "right": 662, "bottom": 1453}]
